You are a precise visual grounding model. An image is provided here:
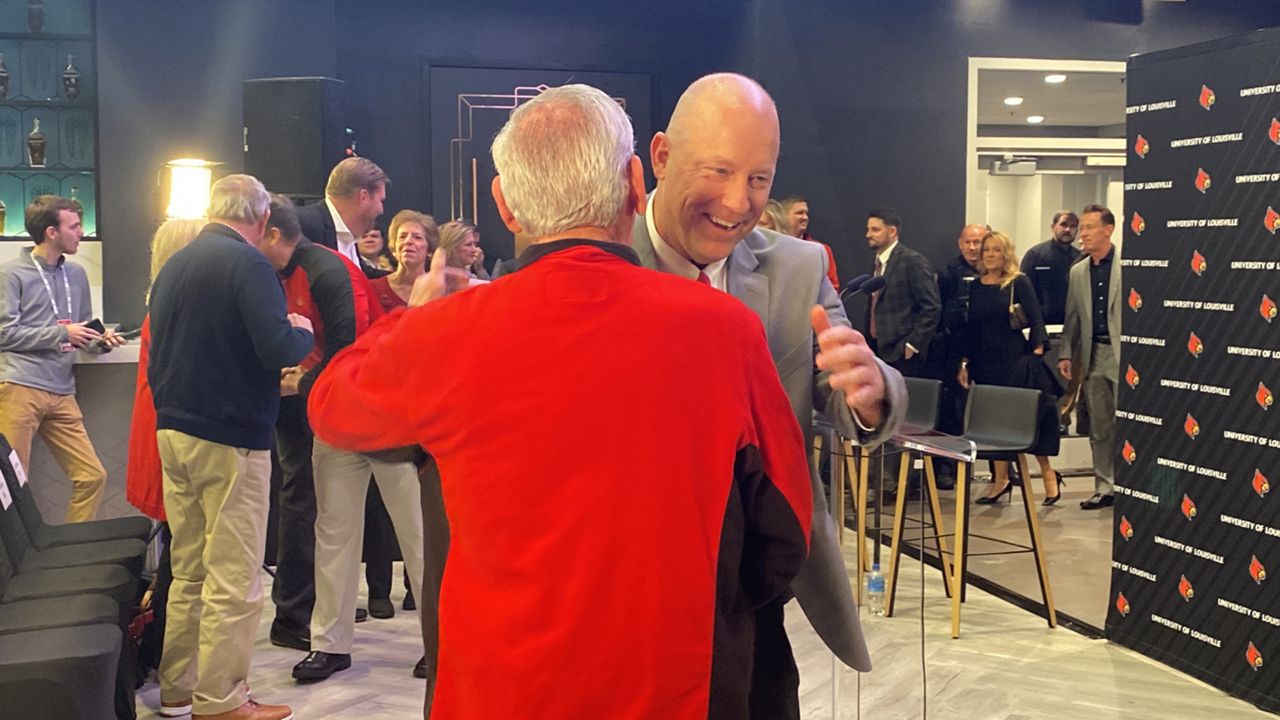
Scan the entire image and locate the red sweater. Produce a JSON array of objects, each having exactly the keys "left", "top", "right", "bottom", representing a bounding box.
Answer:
[{"left": 308, "top": 241, "right": 811, "bottom": 719}]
